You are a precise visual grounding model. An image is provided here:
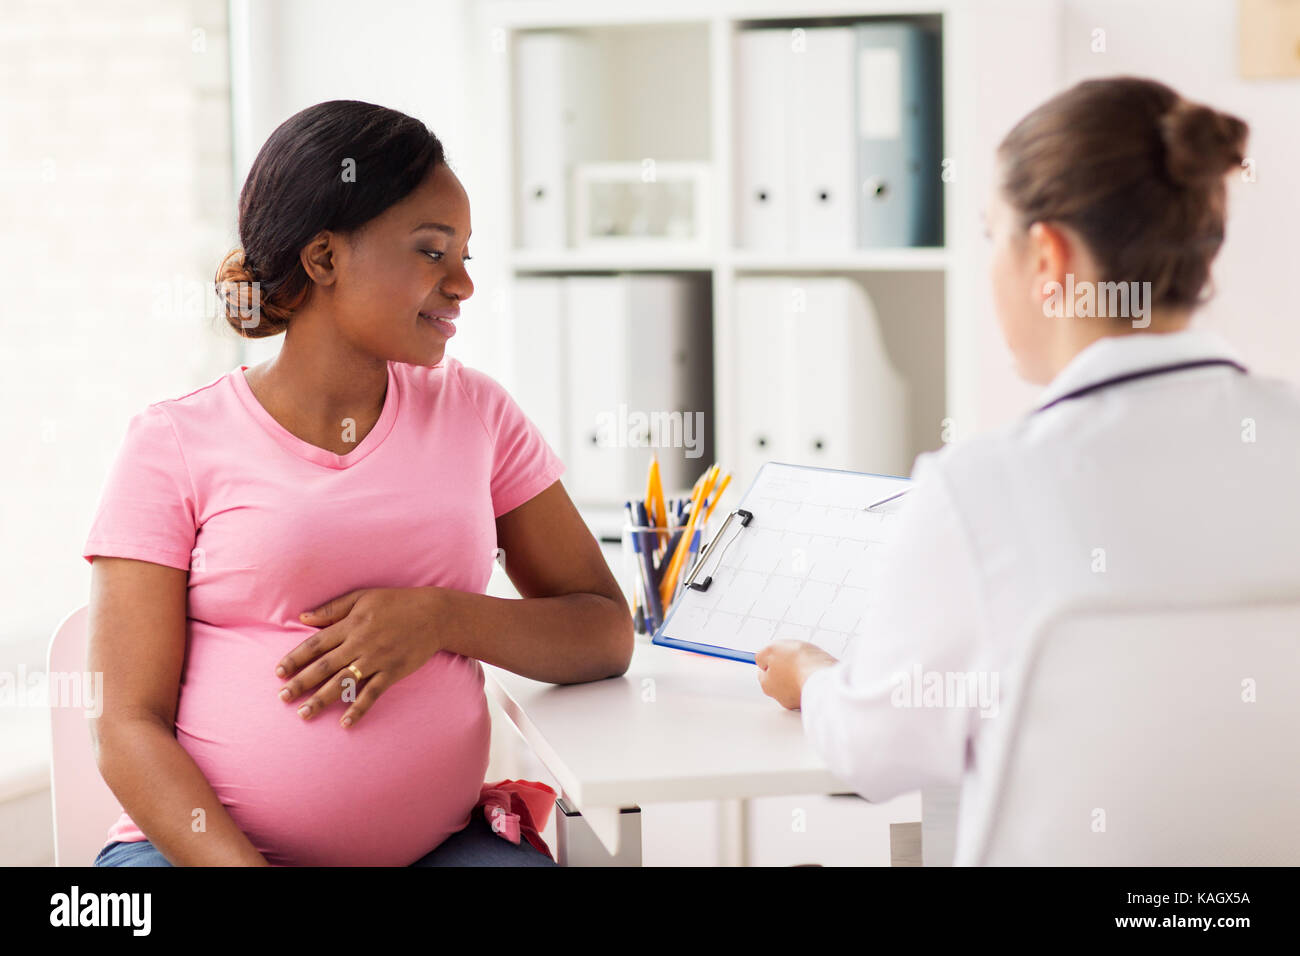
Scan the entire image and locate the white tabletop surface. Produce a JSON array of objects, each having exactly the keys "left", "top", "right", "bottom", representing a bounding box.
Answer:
[{"left": 483, "top": 637, "right": 849, "bottom": 812}]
